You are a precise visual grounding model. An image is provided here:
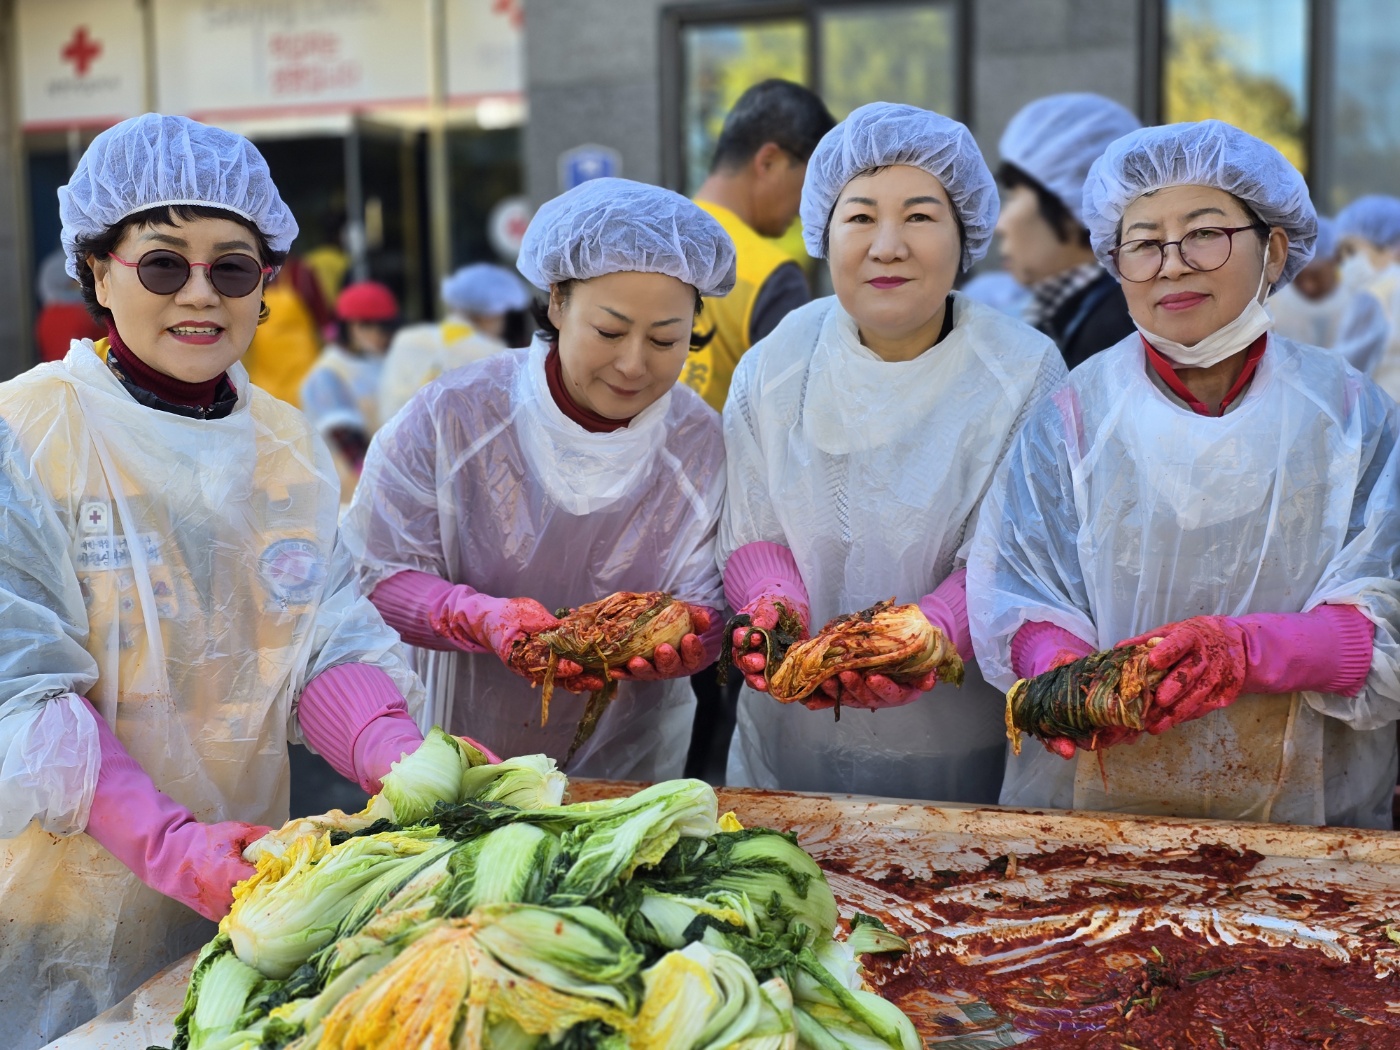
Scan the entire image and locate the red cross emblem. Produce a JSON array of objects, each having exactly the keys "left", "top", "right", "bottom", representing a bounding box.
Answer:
[
  {"left": 491, "top": 0, "right": 524, "bottom": 29},
  {"left": 61, "top": 26, "right": 102, "bottom": 78}
]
